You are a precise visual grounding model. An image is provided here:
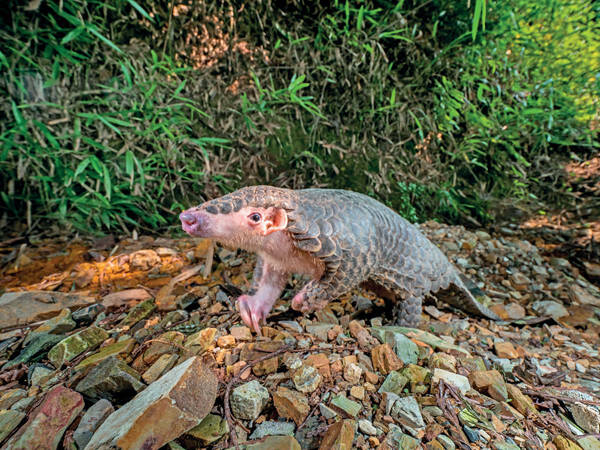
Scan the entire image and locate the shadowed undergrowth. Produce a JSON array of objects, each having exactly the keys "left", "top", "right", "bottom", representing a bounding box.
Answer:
[{"left": 0, "top": 0, "right": 598, "bottom": 234}]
